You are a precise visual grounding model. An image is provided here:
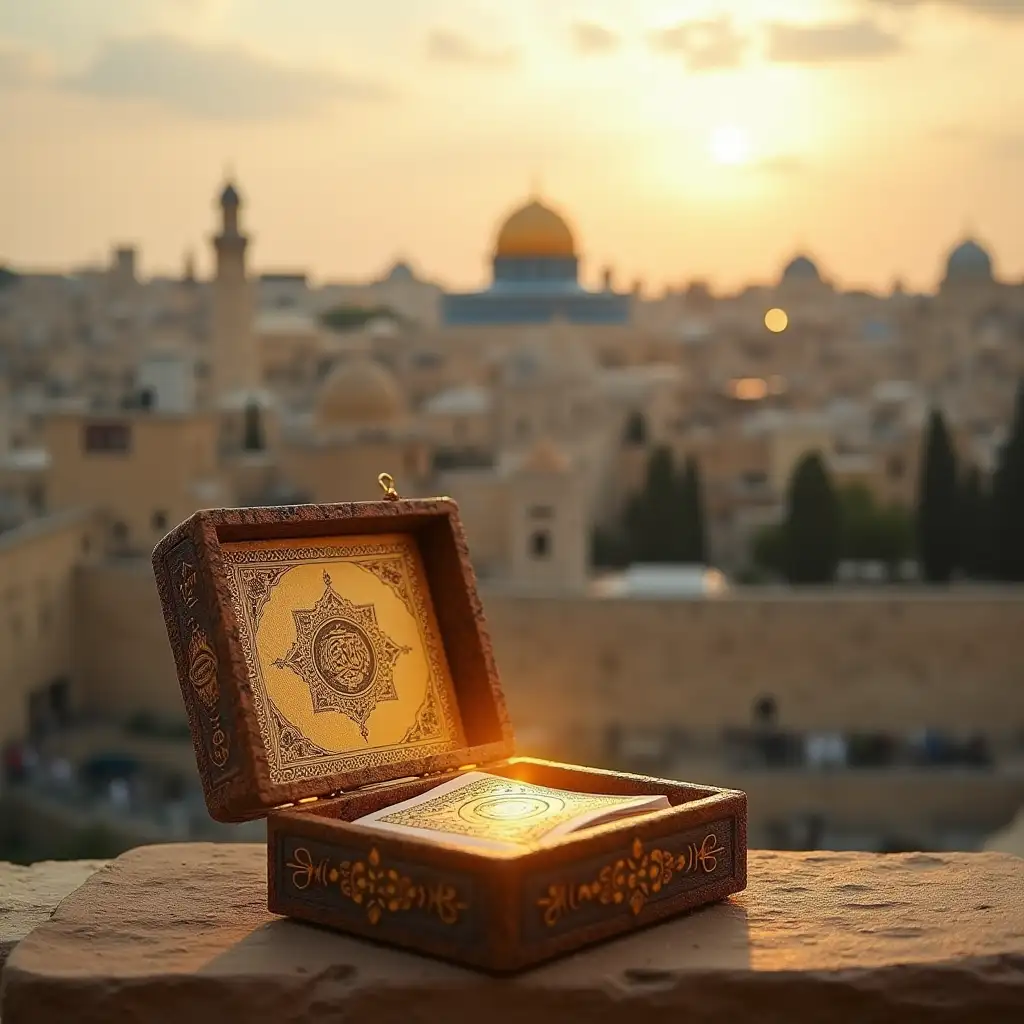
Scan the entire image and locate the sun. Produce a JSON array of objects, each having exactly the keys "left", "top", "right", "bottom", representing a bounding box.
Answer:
[{"left": 709, "top": 124, "right": 751, "bottom": 166}]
